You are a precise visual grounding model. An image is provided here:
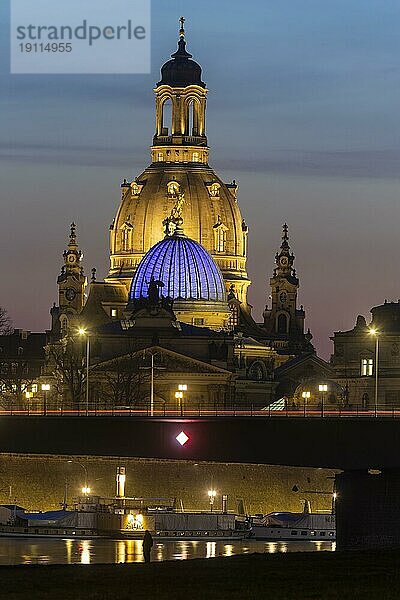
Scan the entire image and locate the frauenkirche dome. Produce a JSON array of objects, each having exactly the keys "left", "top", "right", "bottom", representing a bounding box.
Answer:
[{"left": 107, "top": 18, "right": 251, "bottom": 311}]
